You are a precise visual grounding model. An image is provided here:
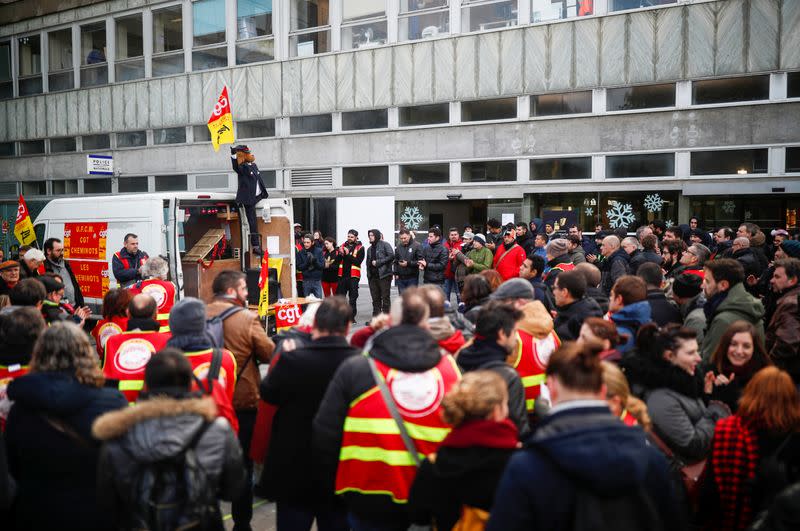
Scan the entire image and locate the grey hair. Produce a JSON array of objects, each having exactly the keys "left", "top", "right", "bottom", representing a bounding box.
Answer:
[
  {"left": 30, "top": 322, "right": 104, "bottom": 387},
  {"left": 622, "top": 237, "right": 640, "bottom": 250},
  {"left": 689, "top": 243, "right": 711, "bottom": 265},
  {"left": 141, "top": 256, "right": 169, "bottom": 280}
]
